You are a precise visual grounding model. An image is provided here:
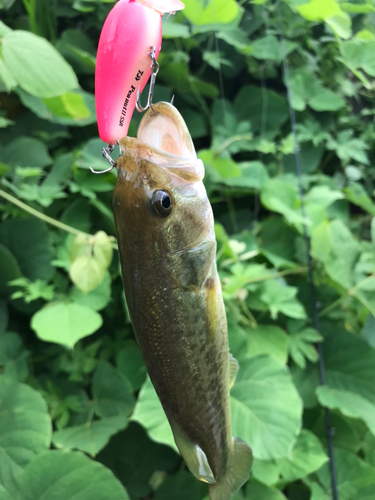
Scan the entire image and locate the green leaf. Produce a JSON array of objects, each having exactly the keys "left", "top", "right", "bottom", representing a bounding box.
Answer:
[
  {"left": 183, "top": 0, "right": 240, "bottom": 26},
  {"left": 69, "top": 231, "right": 113, "bottom": 293},
  {"left": 288, "top": 327, "right": 323, "bottom": 368},
  {"left": 0, "top": 379, "right": 51, "bottom": 467},
  {"left": 305, "top": 186, "right": 344, "bottom": 208},
  {"left": 291, "top": 363, "right": 320, "bottom": 409},
  {"left": 0, "top": 244, "right": 22, "bottom": 299},
  {"left": 0, "top": 219, "right": 54, "bottom": 282},
  {"left": 71, "top": 271, "right": 111, "bottom": 311},
  {"left": 340, "top": 40, "right": 375, "bottom": 77},
  {"left": 116, "top": 343, "right": 147, "bottom": 392},
  {"left": 260, "top": 280, "right": 307, "bottom": 320},
  {"left": 244, "top": 481, "right": 287, "bottom": 500},
  {"left": 154, "top": 470, "right": 207, "bottom": 500},
  {"left": 0, "top": 332, "right": 29, "bottom": 382},
  {"left": 69, "top": 256, "right": 106, "bottom": 294},
  {"left": 234, "top": 86, "right": 288, "bottom": 135},
  {"left": 317, "top": 386, "right": 375, "bottom": 437},
  {"left": 261, "top": 178, "right": 306, "bottom": 226},
  {"left": 251, "top": 35, "right": 280, "bottom": 61},
  {"left": 43, "top": 92, "right": 91, "bottom": 120},
  {"left": 327, "top": 130, "right": 369, "bottom": 165},
  {"left": 325, "top": 13, "right": 352, "bottom": 39},
  {"left": 31, "top": 301, "right": 102, "bottom": 348},
  {"left": 18, "top": 88, "right": 96, "bottom": 126},
  {"left": 251, "top": 459, "right": 280, "bottom": 486},
  {"left": 311, "top": 219, "right": 360, "bottom": 289},
  {"left": 363, "top": 431, "right": 375, "bottom": 466},
  {"left": 2, "top": 31, "right": 78, "bottom": 98},
  {"left": 131, "top": 377, "right": 177, "bottom": 452},
  {"left": 230, "top": 355, "right": 303, "bottom": 460},
  {"left": 344, "top": 182, "right": 375, "bottom": 216},
  {"left": 276, "top": 429, "right": 328, "bottom": 481},
  {"left": 259, "top": 218, "right": 297, "bottom": 269},
  {"left": 0, "top": 448, "right": 23, "bottom": 500},
  {"left": 19, "top": 451, "right": 130, "bottom": 500},
  {"left": 244, "top": 325, "right": 288, "bottom": 363},
  {"left": 309, "top": 88, "right": 346, "bottom": 111},
  {"left": 317, "top": 330, "right": 375, "bottom": 437},
  {"left": 53, "top": 415, "right": 128, "bottom": 456},
  {"left": 97, "top": 423, "right": 179, "bottom": 499},
  {"left": 223, "top": 162, "right": 269, "bottom": 190},
  {"left": 0, "top": 20, "right": 12, "bottom": 35},
  {"left": 297, "top": 0, "right": 352, "bottom": 38},
  {"left": 162, "top": 16, "right": 190, "bottom": 38},
  {"left": 288, "top": 69, "right": 345, "bottom": 111},
  {"left": 0, "top": 56, "right": 17, "bottom": 91},
  {"left": 92, "top": 361, "right": 135, "bottom": 418},
  {"left": 1, "top": 136, "right": 51, "bottom": 168},
  {"left": 313, "top": 448, "right": 375, "bottom": 500}
]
